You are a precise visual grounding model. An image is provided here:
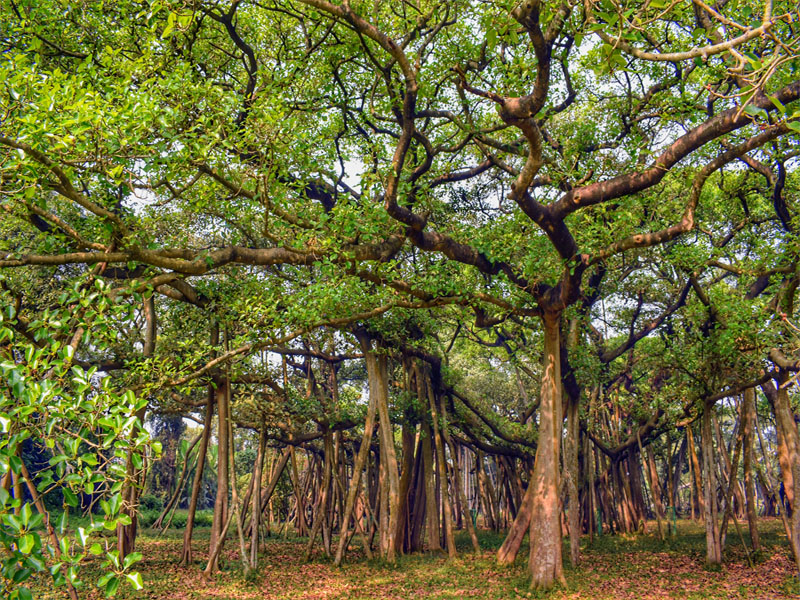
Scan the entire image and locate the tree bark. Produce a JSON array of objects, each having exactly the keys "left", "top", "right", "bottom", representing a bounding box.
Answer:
[
  {"left": 565, "top": 391, "right": 581, "bottom": 565},
  {"left": 687, "top": 424, "right": 705, "bottom": 521},
  {"left": 209, "top": 377, "right": 230, "bottom": 572},
  {"left": 333, "top": 353, "right": 379, "bottom": 566},
  {"left": 529, "top": 311, "right": 565, "bottom": 589},
  {"left": 394, "top": 421, "right": 415, "bottom": 555},
  {"left": 421, "top": 418, "right": 441, "bottom": 551},
  {"left": 476, "top": 450, "right": 496, "bottom": 530},
  {"left": 497, "top": 479, "right": 533, "bottom": 565},
  {"left": 640, "top": 435, "right": 665, "bottom": 541},
  {"left": 306, "top": 430, "right": 333, "bottom": 558},
  {"left": 764, "top": 376, "right": 800, "bottom": 575},
  {"left": 702, "top": 401, "right": 722, "bottom": 565},
  {"left": 742, "top": 387, "right": 760, "bottom": 552},
  {"left": 369, "top": 344, "right": 400, "bottom": 562},
  {"left": 250, "top": 424, "right": 267, "bottom": 567},
  {"left": 180, "top": 386, "right": 214, "bottom": 566},
  {"left": 408, "top": 433, "right": 427, "bottom": 552},
  {"left": 426, "top": 372, "right": 456, "bottom": 558}
]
